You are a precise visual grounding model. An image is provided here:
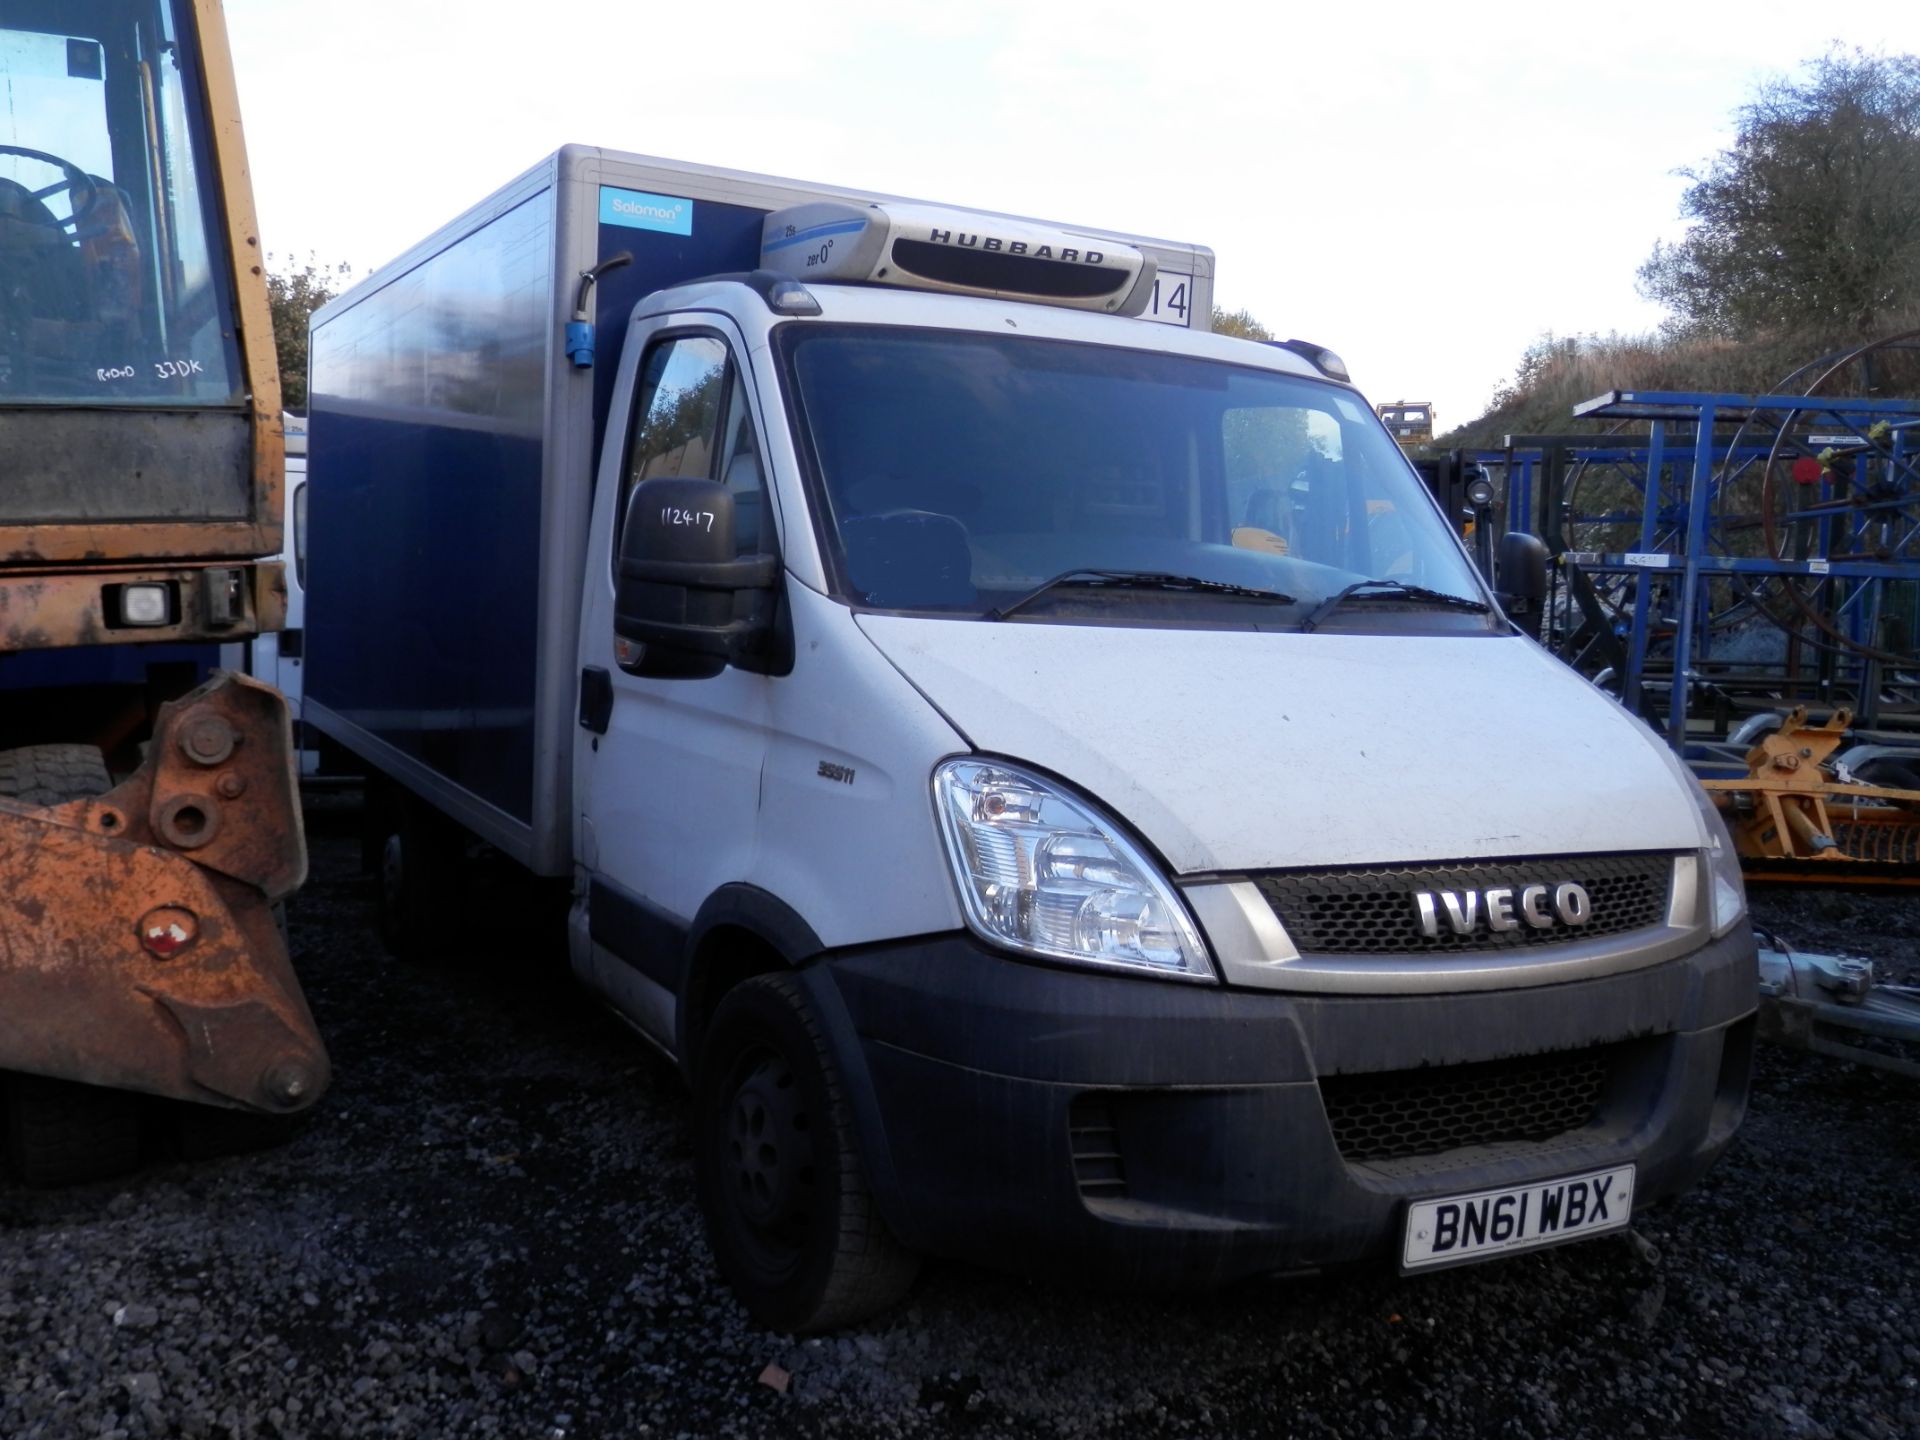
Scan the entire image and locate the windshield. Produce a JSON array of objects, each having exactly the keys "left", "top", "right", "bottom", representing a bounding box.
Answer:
[
  {"left": 781, "top": 326, "right": 1487, "bottom": 628},
  {"left": 0, "top": 0, "right": 243, "bottom": 404}
]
